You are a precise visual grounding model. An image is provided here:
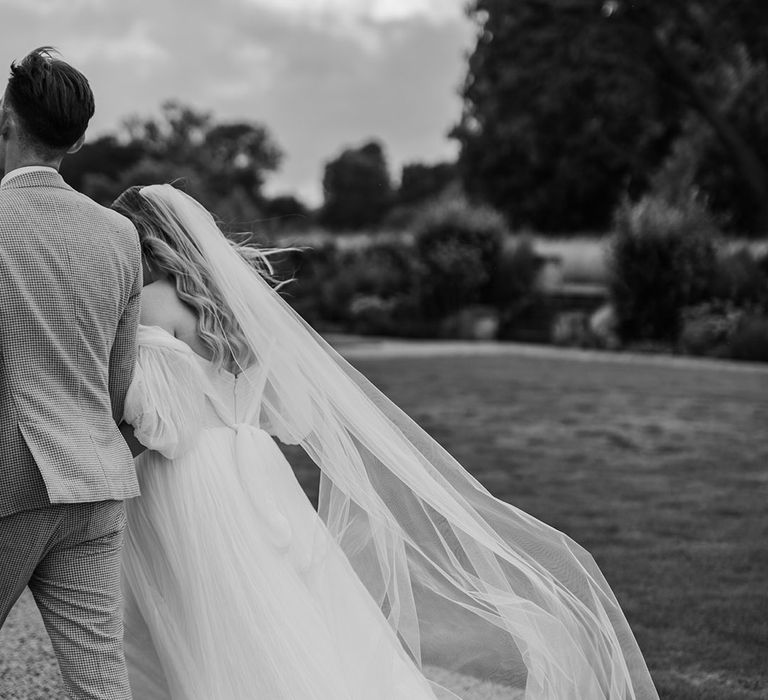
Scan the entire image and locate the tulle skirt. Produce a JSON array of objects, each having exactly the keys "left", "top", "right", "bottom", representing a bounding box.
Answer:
[{"left": 122, "top": 425, "right": 443, "bottom": 699}]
